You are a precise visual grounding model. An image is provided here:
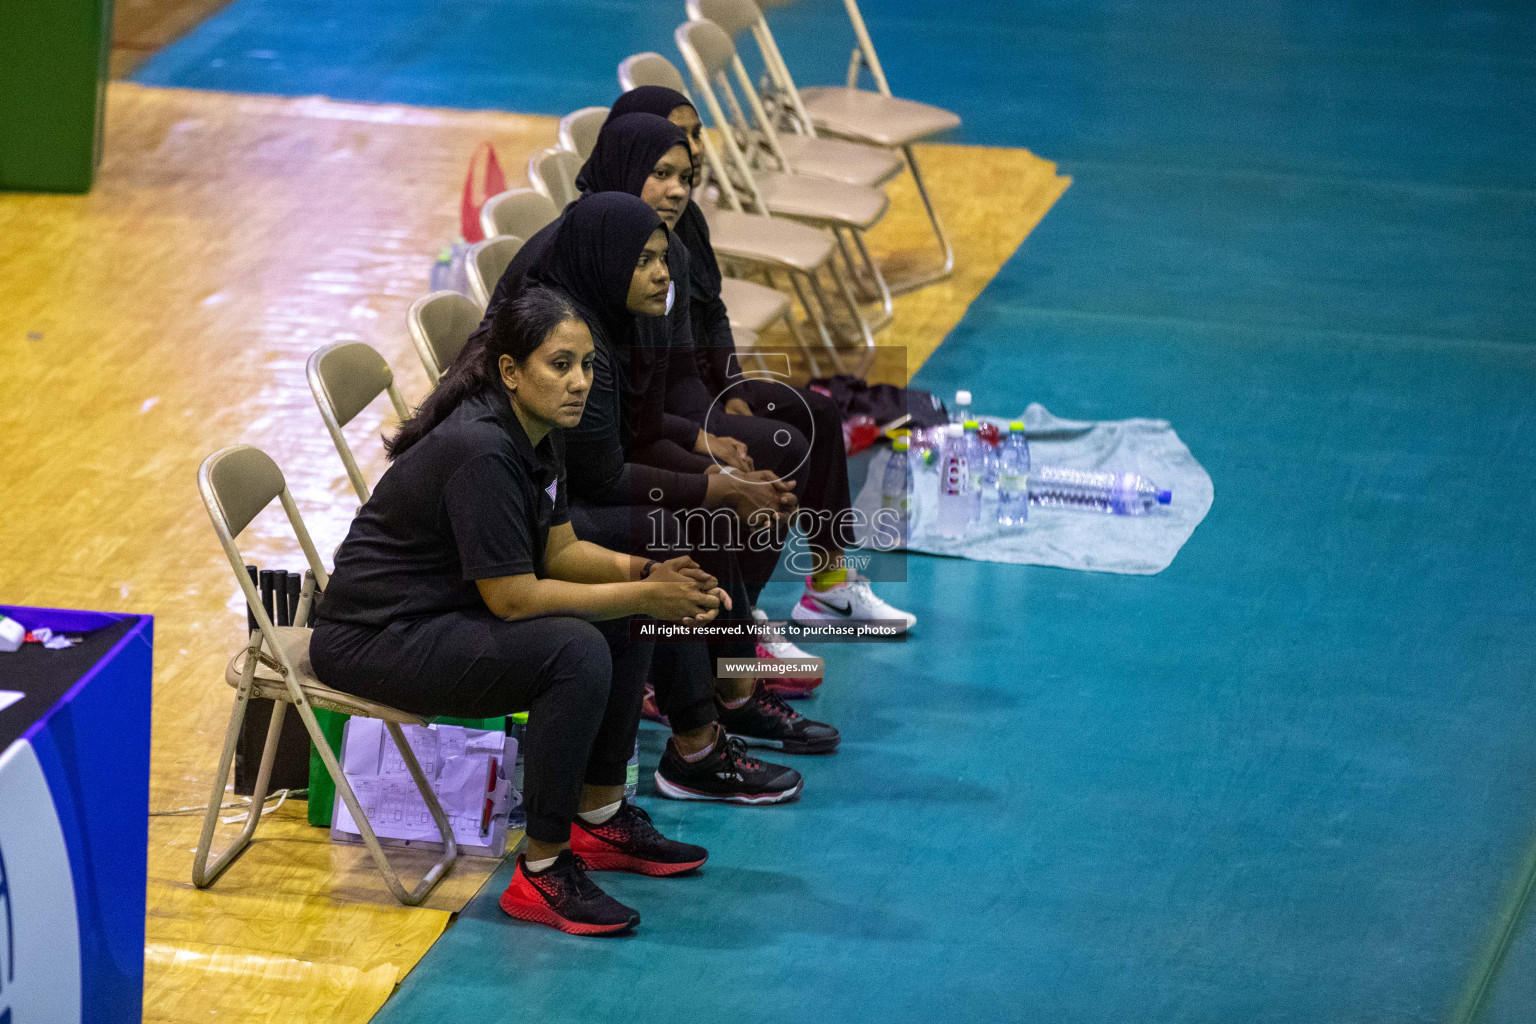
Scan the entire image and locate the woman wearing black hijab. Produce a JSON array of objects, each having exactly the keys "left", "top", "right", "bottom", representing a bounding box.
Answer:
[
  {"left": 492, "top": 191, "right": 834, "bottom": 799},
  {"left": 601, "top": 88, "right": 920, "bottom": 639}
]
